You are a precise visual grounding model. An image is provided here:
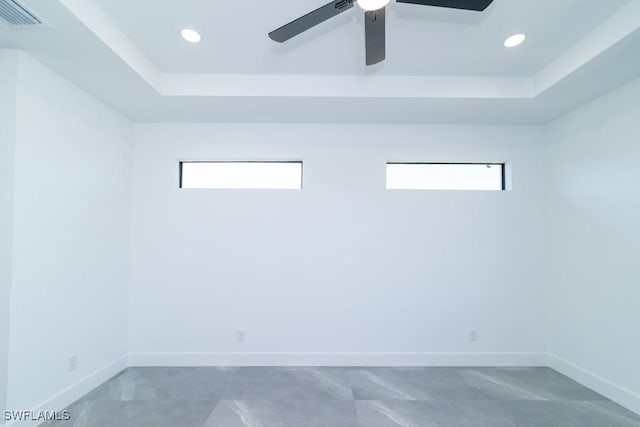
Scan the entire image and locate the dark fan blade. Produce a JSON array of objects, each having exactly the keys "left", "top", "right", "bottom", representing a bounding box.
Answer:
[
  {"left": 365, "top": 7, "right": 385, "bottom": 65},
  {"left": 395, "top": 0, "right": 494, "bottom": 11},
  {"left": 269, "top": 0, "right": 354, "bottom": 42}
]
